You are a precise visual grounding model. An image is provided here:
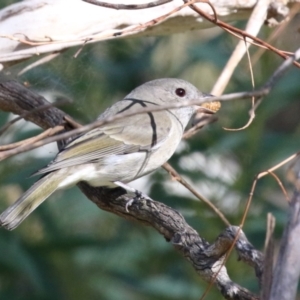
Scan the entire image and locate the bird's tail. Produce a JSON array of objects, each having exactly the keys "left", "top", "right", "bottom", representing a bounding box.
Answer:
[{"left": 0, "top": 172, "right": 63, "bottom": 230}]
